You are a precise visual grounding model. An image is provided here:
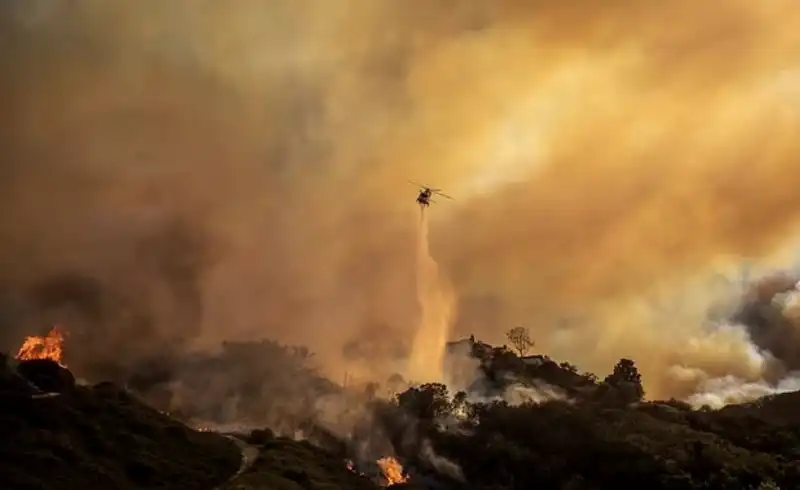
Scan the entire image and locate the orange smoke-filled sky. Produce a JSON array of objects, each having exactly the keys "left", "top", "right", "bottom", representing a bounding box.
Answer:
[{"left": 2, "top": 0, "right": 800, "bottom": 395}]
